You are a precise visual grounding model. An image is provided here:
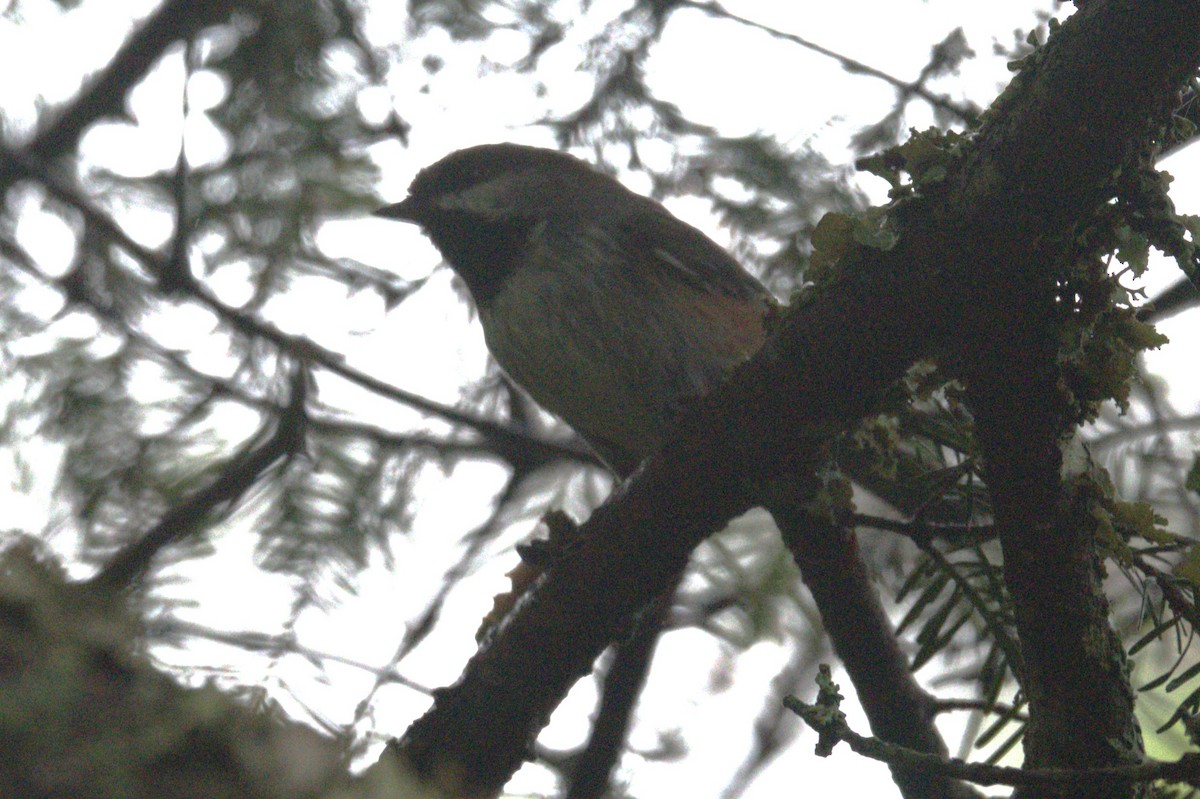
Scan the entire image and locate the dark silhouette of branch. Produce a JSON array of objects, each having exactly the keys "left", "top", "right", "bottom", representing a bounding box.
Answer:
[
  {"left": 680, "top": 0, "right": 978, "bottom": 125},
  {"left": 86, "top": 366, "right": 309, "bottom": 591},
  {"left": 147, "top": 617, "right": 434, "bottom": 697},
  {"left": 1138, "top": 276, "right": 1200, "bottom": 323},
  {"left": 785, "top": 672, "right": 1200, "bottom": 791},
  {"left": 933, "top": 698, "right": 1030, "bottom": 723},
  {"left": 13, "top": 0, "right": 236, "bottom": 171},
  {"left": 4, "top": 240, "right": 537, "bottom": 469},
  {"left": 852, "top": 513, "right": 998, "bottom": 546},
  {"left": 564, "top": 583, "right": 675, "bottom": 799},
  {"left": 772, "top": 504, "right": 980, "bottom": 799},
  {"left": 951, "top": 5, "right": 1199, "bottom": 789}
]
